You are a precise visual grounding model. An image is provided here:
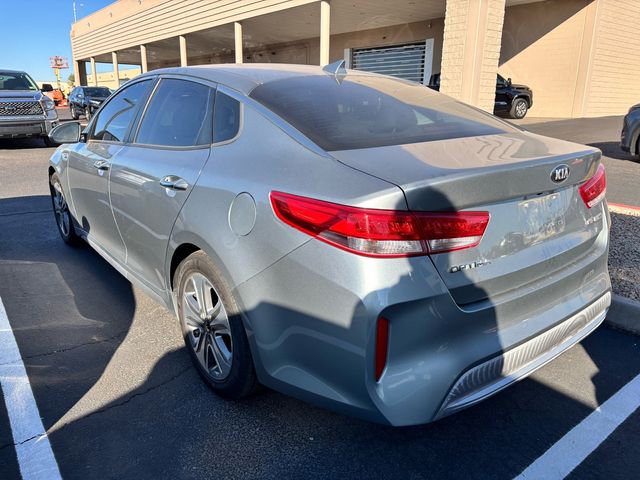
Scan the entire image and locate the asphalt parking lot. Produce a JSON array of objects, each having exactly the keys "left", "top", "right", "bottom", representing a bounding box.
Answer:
[{"left": 0, "top": 110, "right": 639, "bottom": 479}]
